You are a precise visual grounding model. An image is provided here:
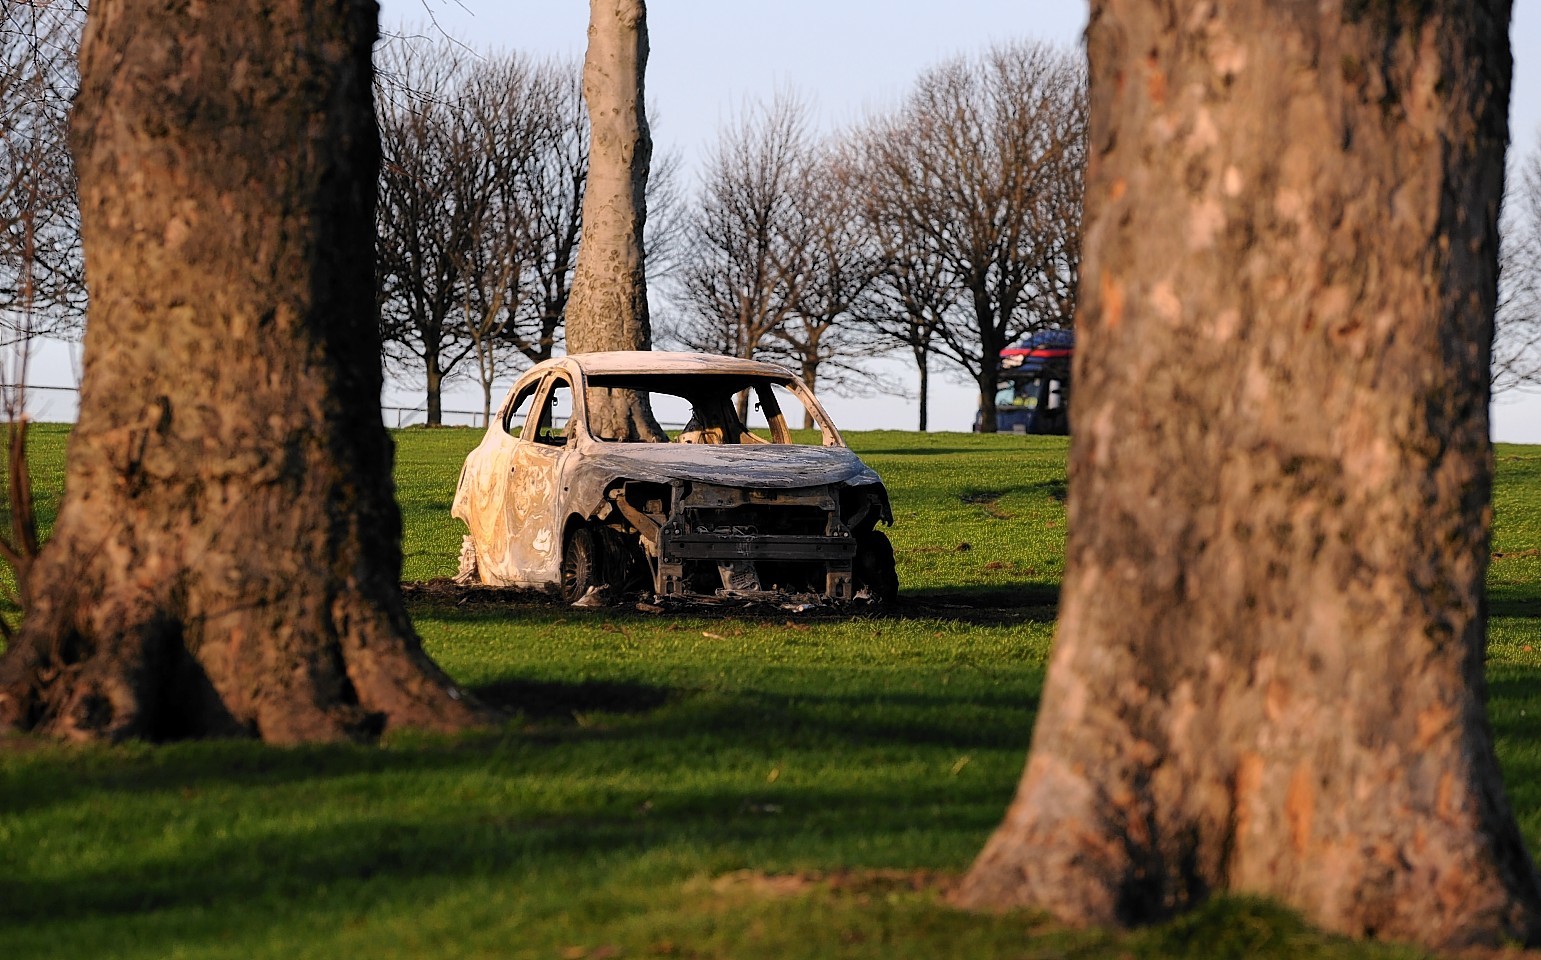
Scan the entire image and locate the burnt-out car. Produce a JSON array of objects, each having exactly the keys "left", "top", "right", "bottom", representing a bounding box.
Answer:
[{"left": 451, "top": 351, "right": 897, "bottom": 604}]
